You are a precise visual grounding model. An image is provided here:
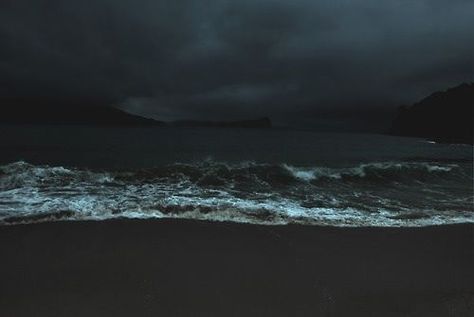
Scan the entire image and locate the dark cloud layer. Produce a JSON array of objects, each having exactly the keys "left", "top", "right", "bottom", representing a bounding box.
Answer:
[{"left": 1, "top": 0, "right": 473, "bottom": 128}]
